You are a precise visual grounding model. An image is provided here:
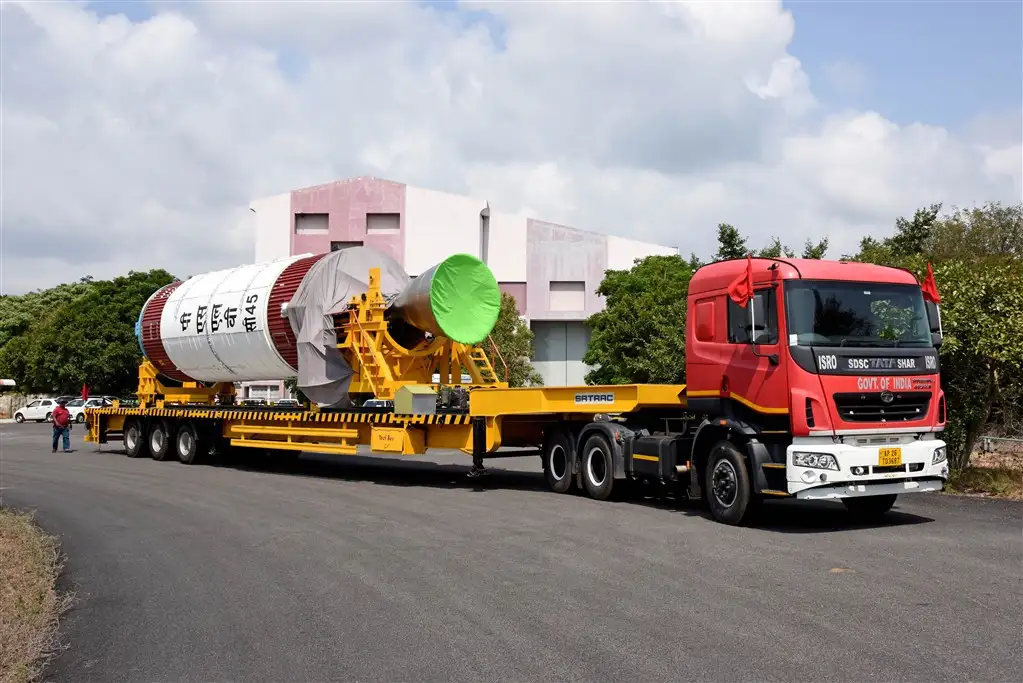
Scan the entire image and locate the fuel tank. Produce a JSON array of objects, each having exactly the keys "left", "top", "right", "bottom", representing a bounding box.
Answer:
[{"left": 135, "top": 250, "right": 501, "bottom": 386}]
